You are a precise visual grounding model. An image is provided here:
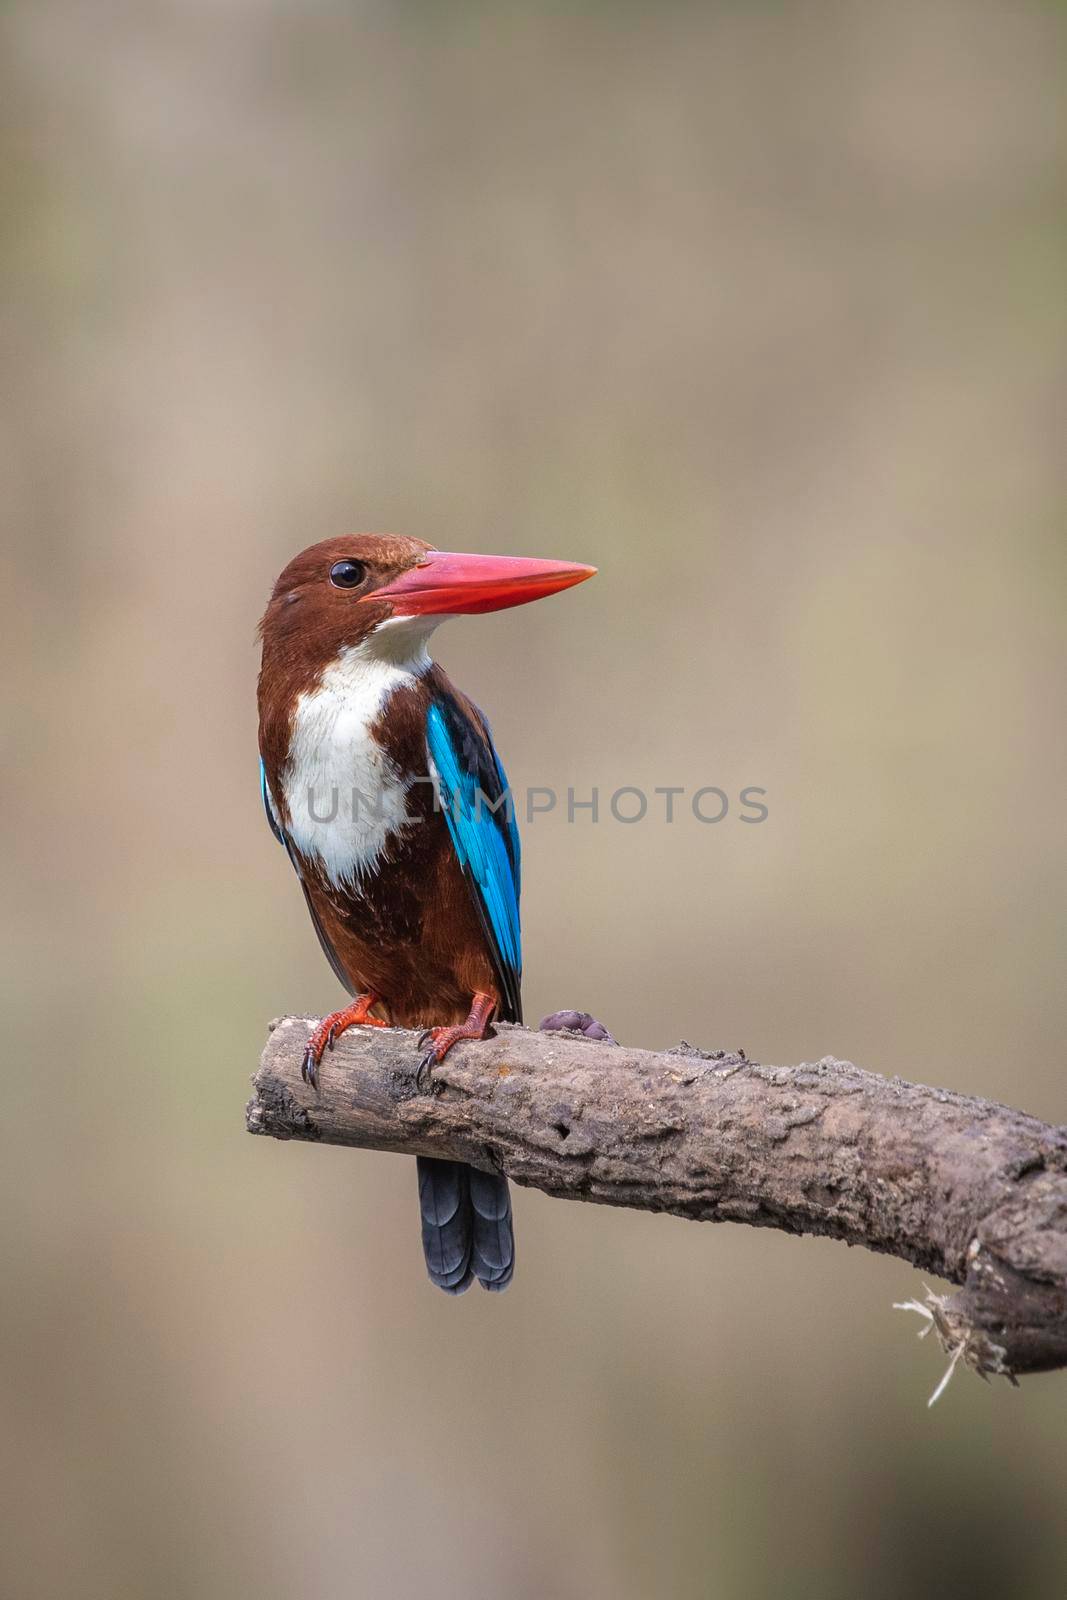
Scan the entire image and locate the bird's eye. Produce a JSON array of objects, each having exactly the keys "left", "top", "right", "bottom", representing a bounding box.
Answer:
[{"left": 330, "top": 559, "right": 366, "bottom": 589}]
